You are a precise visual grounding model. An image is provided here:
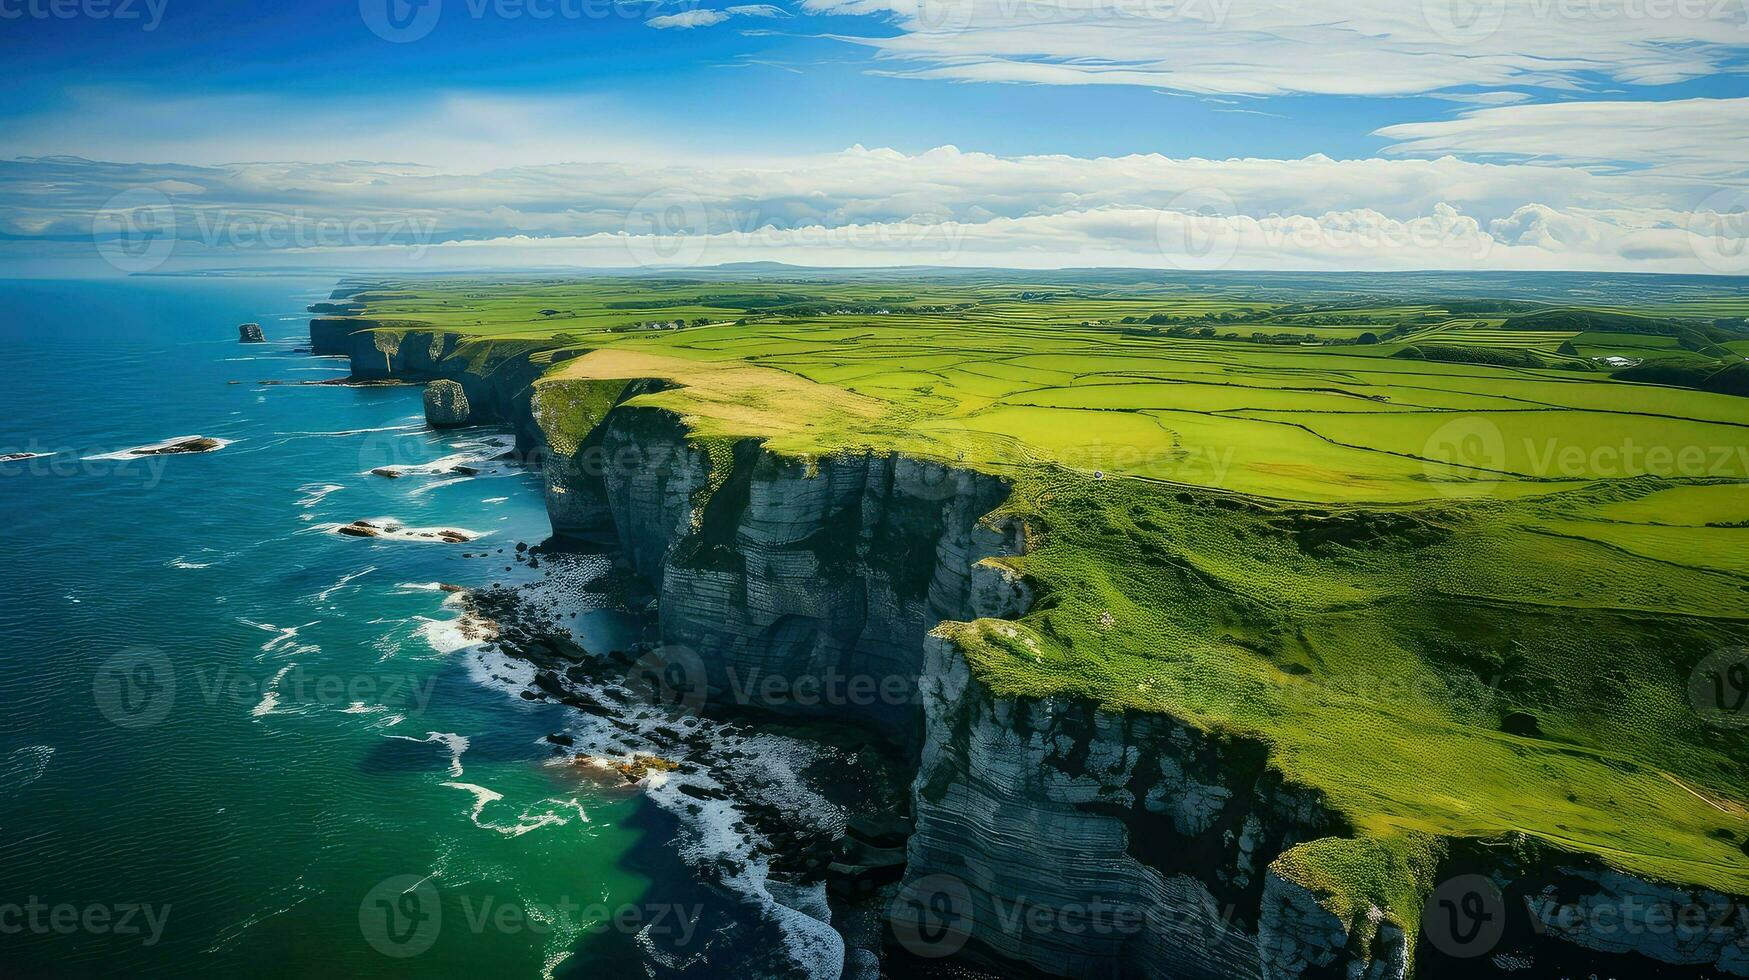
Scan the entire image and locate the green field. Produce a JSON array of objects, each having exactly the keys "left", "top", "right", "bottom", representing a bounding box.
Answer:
[{"left": 328, "top": 272, "right": 1749, "bottom": 948}]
